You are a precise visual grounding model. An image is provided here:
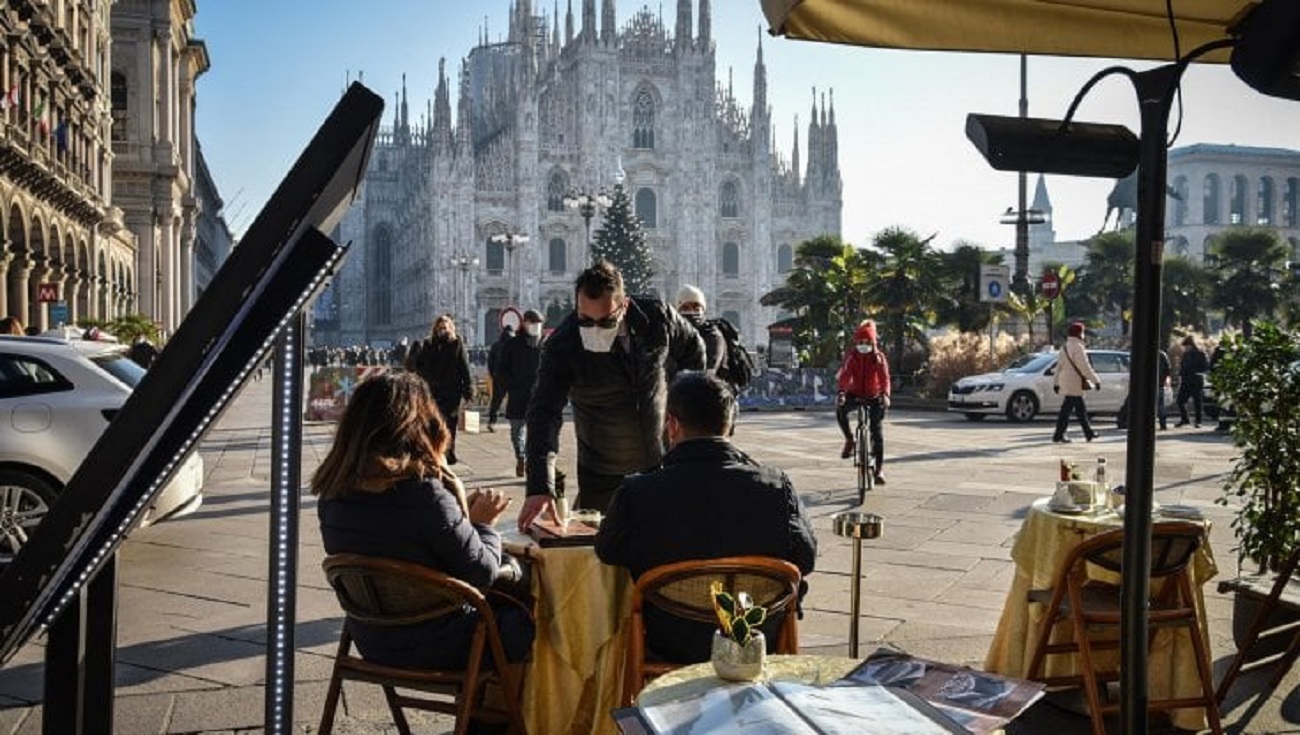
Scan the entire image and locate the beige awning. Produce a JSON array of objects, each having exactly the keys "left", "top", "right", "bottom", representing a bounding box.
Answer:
[{"left": 760, "top": 0, "right": 1257, "bottom": 63}]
